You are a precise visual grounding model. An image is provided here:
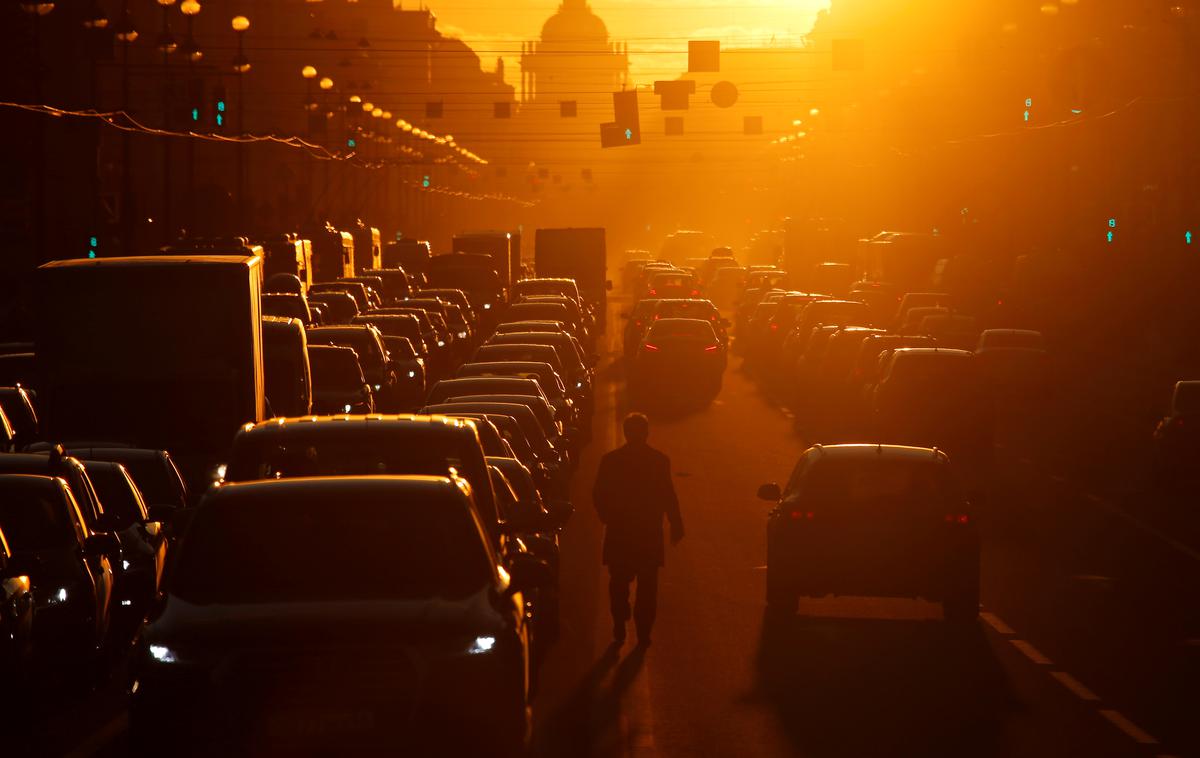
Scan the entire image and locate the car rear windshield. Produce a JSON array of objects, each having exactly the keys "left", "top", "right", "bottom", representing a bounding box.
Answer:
[
  {"left": 647, "top": 319, "right": 717, "bottom": 340},
  {"left": 801, "top": 459, "right": 960, "bottom": 509},
  {"left": 172, "top": 494, "right": 492, "bottom": 604},
  {"left": 84, "top": 465, "right": 147, "bottom": 529},
  {"left": 0, "top": 483, "right": 77, "bottom": 550},
  {"left": 229, "top": 434, "right": 475, "bottom": 481}
]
